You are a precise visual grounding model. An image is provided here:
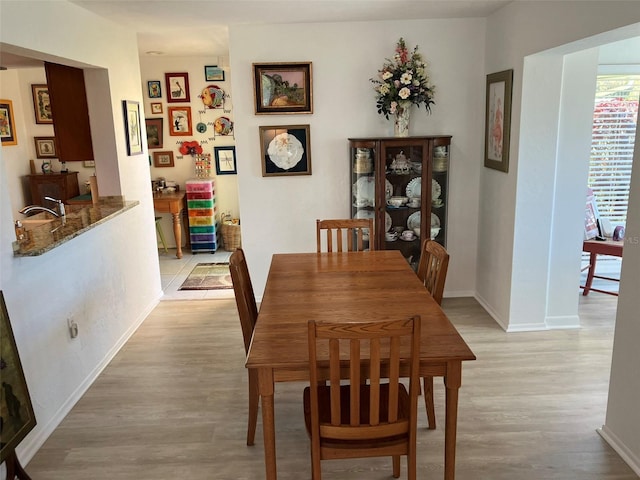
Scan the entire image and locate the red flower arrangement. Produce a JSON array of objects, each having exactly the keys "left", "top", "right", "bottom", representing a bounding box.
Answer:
[{"left": 179, "top": 140, "right": 203, "bottom": 156}]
